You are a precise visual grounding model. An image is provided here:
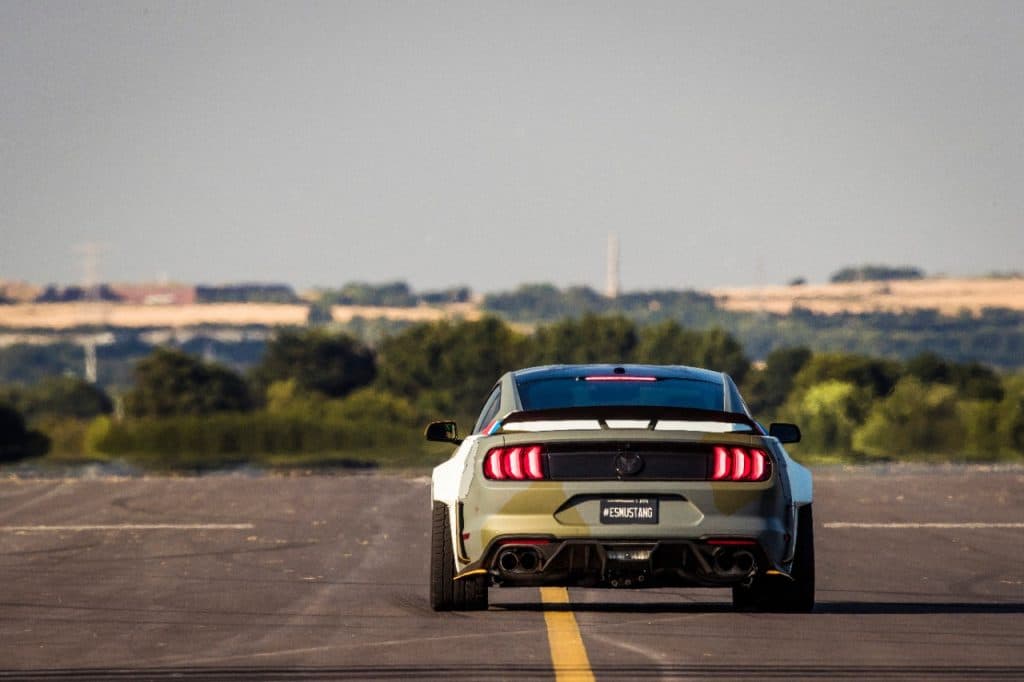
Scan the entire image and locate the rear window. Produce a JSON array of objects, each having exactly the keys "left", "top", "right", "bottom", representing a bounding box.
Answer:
[{"left": 516, "top": 377, "right": 727, "bottom": 412}]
